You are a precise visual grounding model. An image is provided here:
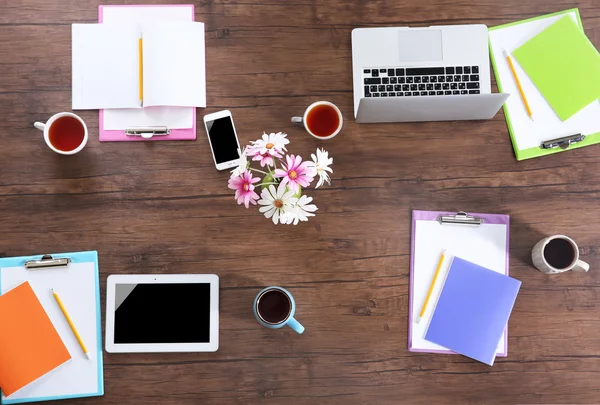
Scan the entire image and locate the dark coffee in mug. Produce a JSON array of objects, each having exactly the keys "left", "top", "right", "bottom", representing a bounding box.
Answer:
[
  {"left": 543, "top": 238, "right": 576, "bottom": 269},
  {"left": 256, "top": 289, "right": 291, "bottom": 324}
]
